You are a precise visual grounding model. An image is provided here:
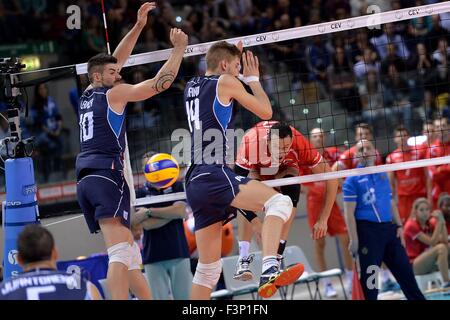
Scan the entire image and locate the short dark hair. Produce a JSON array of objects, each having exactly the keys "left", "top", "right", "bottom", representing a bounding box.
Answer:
[
  {"left": 394, "top": 125, "right": 409, "bottom": 135},
  {"left": 206, "top": 41, "right": 241, "bottom": 71},
  {"left": 269, "top": 122, "right": 293, "bottom": 140},
  {"left": 438, "top": 193, "right": 450, "bottom": 208},
  {"left": 87, "top": 53, "right": 117, "bottom": 80},
  {"left": 355, "top": 122, "right": 373, "bottom": 134},
  {"left": 18, "top": 225, "right": 55, "bottom": 264}
]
